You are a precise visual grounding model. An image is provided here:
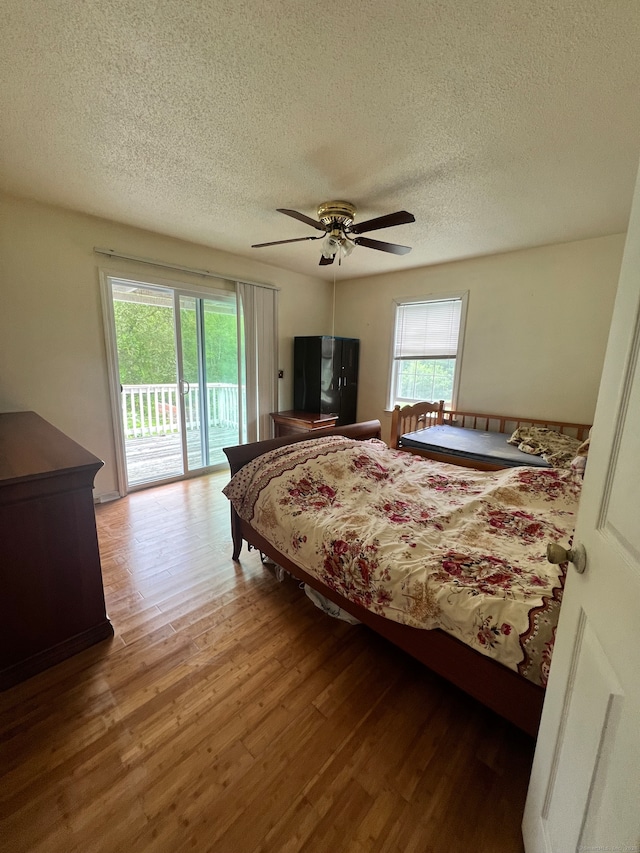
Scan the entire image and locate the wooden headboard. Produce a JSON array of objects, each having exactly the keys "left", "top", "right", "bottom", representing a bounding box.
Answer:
[{"left": 389, "top": 401, "right": 445, "bottom": 449}]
